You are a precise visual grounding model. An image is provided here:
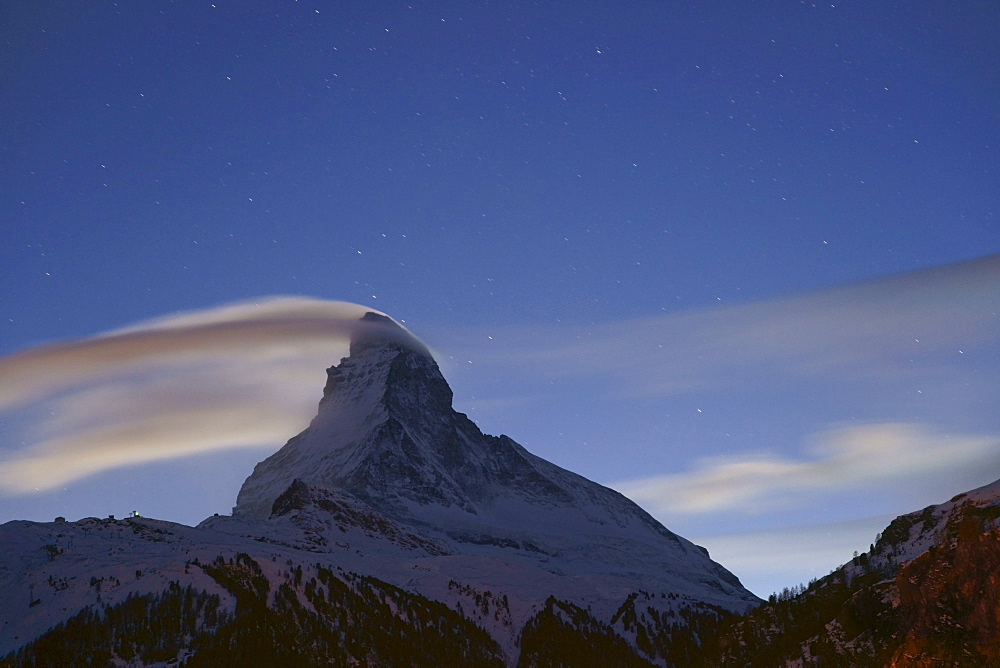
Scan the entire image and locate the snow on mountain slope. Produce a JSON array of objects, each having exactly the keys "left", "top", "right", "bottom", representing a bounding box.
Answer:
[
  {"left": 701, "top": 476, "right": 1000, "bottom": 666},
  {"left": 0, "top": 516, "right": 238, "bottom": 654},
  {"left": 0, "top": 515, "right": 508, "bottom": 665},
  {"left": 846, "top": 475, "right": 1000, "bottom": 581}
]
